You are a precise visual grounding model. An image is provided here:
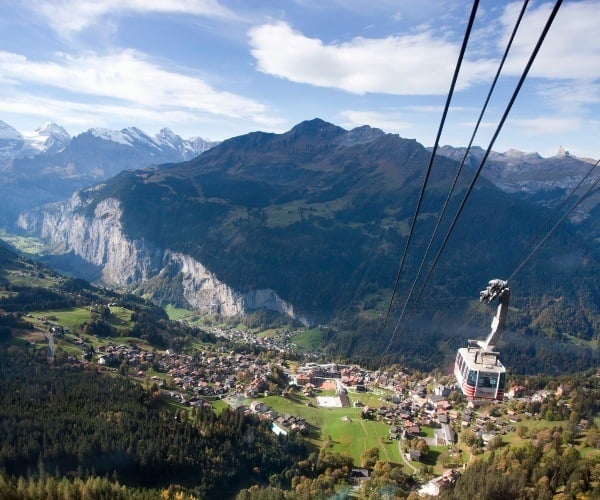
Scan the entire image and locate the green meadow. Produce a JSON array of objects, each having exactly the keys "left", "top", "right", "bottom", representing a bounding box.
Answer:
[
  {"left": 30, "top": 307, "right": 91, "bottom": 331},
  {"left": 292, "top": 328, "right": 323, "bottom": 350},
  {"left": 261, "top": 392, "right": 402, "bottom": 465}
]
